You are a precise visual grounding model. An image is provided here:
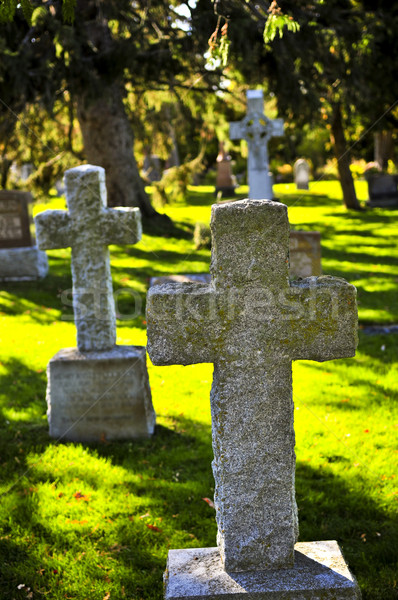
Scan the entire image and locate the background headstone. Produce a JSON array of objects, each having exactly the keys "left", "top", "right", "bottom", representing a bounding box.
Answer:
[
  {"left": 294, "top": 158, "right": 310, "bottom": 190},
  {"left": 35, "top": 165, "right": 155, "bottom": 442},
  {"left": 147, "top": 198, "right": 360, "bottom": 599},
  {"left": 230, "top": 90, "right": 283, "bottom": 200},
  {"left": 143, "top": 153, "right": 162, "bottom": 182},
  {"left": 366, "top": 173, "right": 398, "bottom": 208},
  {"left": 289, "top": 231, "right": 321, "bottom": 278},
  {"left": 0, "top": 190, "right": 48, "bottom": 281},
  {"left": 215, "top": 142, "right": 236, "bottom": 197}
]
